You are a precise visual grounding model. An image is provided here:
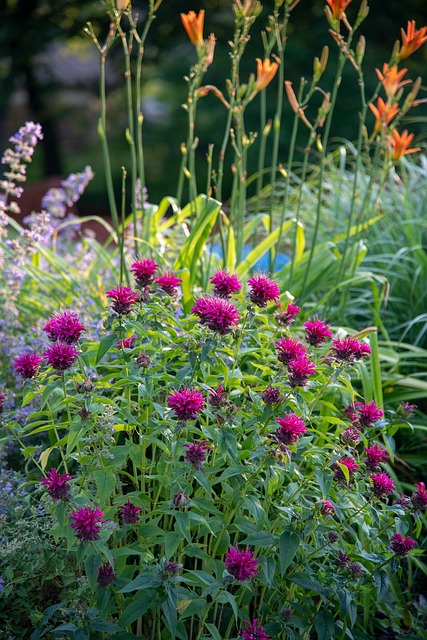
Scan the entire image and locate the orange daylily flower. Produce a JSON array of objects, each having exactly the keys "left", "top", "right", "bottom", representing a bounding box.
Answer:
[
  {"left": 369, "top": 98, "right": 399, "bottom": 137},
  {"left": 255, "top": 58, "right": 279, "bottom": 92},
  {"left": 181, "top": 10, "right": 205, "bottom": 46},
  {"left": 387, "top": 129, "right": 420, "bottom": 162},
  {"left": 398, "top": 20, "right": 427, "bottom": 60},
  {"left": 375, "top": 64, "right": 411, "bottom": 99},
  {"left": 325, "top": 0, "right": 352, "bottom": 20}
]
